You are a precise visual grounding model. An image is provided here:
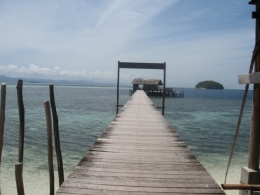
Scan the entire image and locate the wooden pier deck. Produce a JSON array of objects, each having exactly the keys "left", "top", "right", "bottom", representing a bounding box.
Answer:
[{"left": 55, "top": 90, "right": 225, "bottom": 195}]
